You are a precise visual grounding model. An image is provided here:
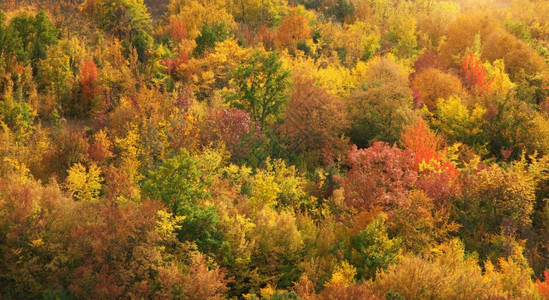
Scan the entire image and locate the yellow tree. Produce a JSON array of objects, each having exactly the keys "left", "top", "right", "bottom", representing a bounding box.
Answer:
[
  {"left": 167, "top": 0, "right": 236, "bottom": 39},
  {"left": 412, "top": 68, "right": 463, "bottom": 111},
  {"left": 66, "top": 162, "right": 103, "bottom": 202}
]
